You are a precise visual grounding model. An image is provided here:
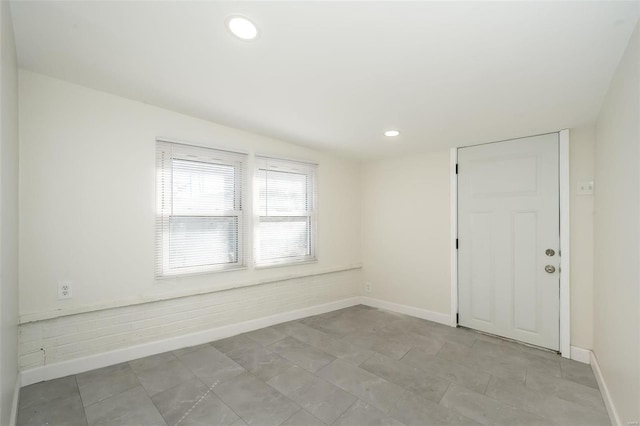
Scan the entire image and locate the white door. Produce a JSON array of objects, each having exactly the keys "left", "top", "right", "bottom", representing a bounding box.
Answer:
[{"left": 457, "top": 133, "right": 560, "bottom": 350}]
